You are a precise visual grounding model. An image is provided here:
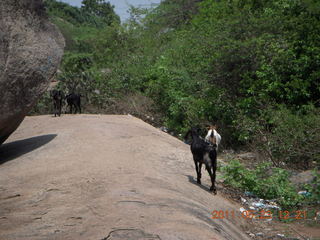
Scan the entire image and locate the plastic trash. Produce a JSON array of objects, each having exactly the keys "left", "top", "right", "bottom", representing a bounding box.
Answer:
[
  {"left": 244, "top": 191, "right": 255, "bottom": 197},
  {"left": 264, "top": 204, "right": 280, "bottom": 210},
  {"left": 240, "top": 193, "right": 281, "bottom": 216},
  {"left": 252, "top": 202, "right": 265, "bottom": 208},
  {"left": 159, "top": 126, "right": 169, "bottom": 133},
  {"left": 298, "top": 190, "right": 312, "bottom": 197}
]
